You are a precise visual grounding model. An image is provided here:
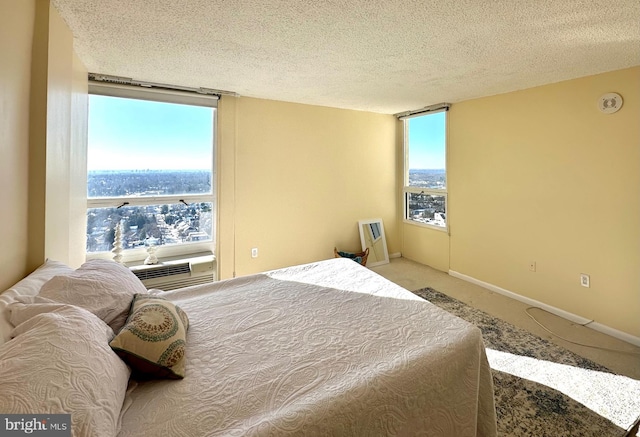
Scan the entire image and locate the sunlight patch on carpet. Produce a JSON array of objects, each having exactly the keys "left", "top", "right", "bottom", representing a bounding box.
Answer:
[
  {"left": 412, "top": 286, "right": 640, "bottom": 437},
  {"left": 486, "top": 348, "right": 640, "bottom": 430}
]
